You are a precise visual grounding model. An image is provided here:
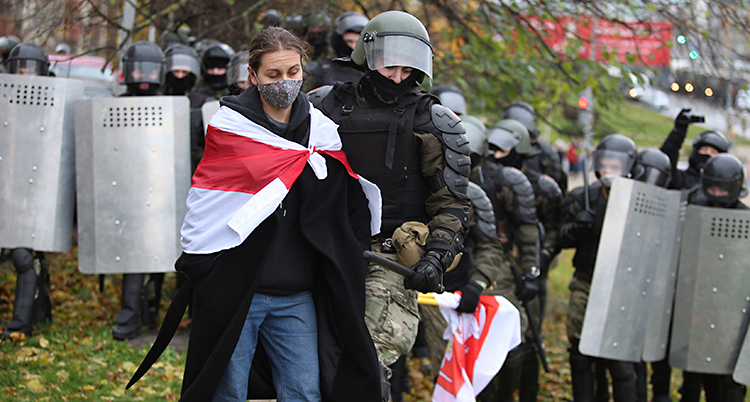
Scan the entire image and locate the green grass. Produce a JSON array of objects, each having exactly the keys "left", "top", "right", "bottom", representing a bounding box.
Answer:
[{"left": 0, "top": 250, "right": 186, "bottom": 401}]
